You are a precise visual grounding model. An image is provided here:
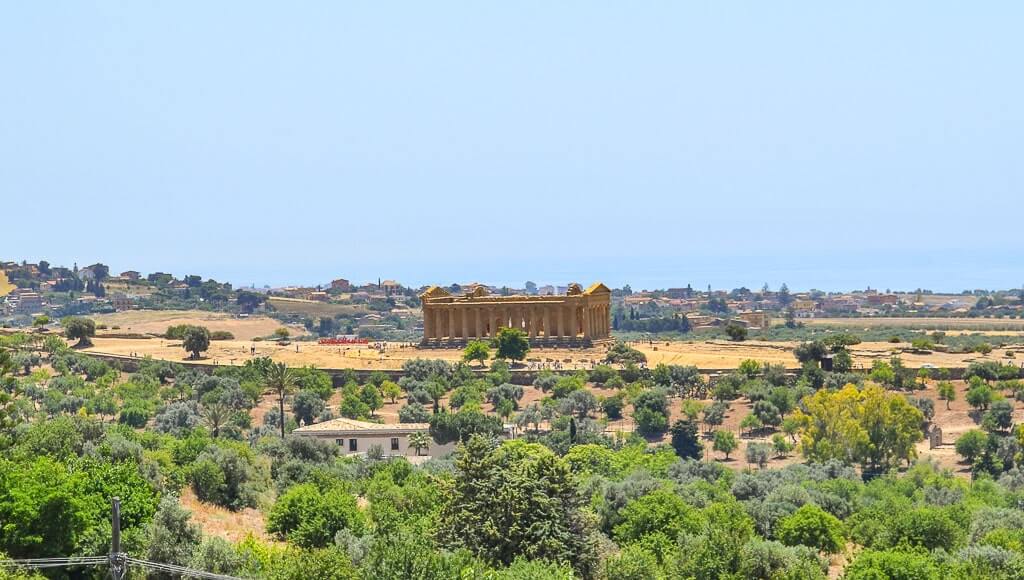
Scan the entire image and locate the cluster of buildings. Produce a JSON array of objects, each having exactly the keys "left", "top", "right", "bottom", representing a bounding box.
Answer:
[
  {"left": 620, "top": 286, "right": 991, "bottom": 323},
  {"left": 2, "top": 288, "right": 45, "bottom": 316}
]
